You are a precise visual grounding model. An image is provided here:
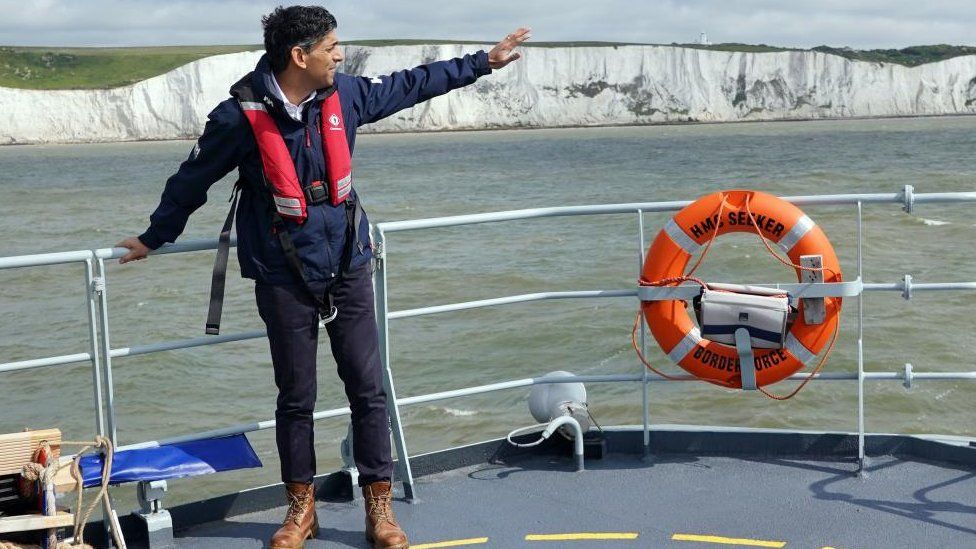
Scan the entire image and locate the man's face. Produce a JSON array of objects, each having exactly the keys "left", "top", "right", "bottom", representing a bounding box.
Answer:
[{"left": 302, "top": 30, "right": 343, "bottom": 88}]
